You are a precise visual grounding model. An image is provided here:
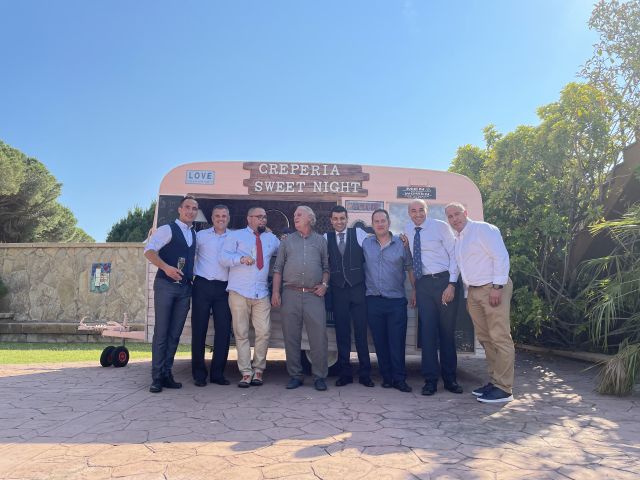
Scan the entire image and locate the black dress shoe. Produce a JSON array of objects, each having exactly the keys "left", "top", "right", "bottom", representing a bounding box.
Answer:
[
  {"left": 359, "top": 377, "right": 375, "bottom": 387},
  {"left": 335, "top": 377, "right": 353, "bottom": 387},
  {"left": 393, "top": 380, "right": 412, "bottom": 393},
  {"left": 382, "top": 380, "right": 393, "bottom": 388},
  {"left": 210, "top": 377, "right": 231, "bottom": 386},
  {"left": 421, "top": 382, "right": 437, "bottom": 396},
  {"left": 314, "top": 378, "right": 328, "bottom": 391},
  {"left": 194, "top": 379, "right": 207, "bottom": 387},
  {"left": 286, "top": 377, "right": 303, "bottom": 389},
  {"left": 163, "top": 376, "right": 182, "bottom": 389},
  {"left": 149, "top": 381, "right": 163, "bottom": 393},
  {"left": 444, "top": 382, "right": 463, "bottom": 394}
]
